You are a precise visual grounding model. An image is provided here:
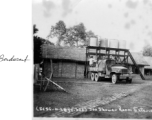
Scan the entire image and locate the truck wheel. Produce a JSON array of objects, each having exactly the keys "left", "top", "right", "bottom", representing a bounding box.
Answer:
[
  {"left": 91, "top": 73, "right": 95, "bottom": 81},
  {"left": 111, "top": 74, "right": 118, "bottom": 84},
  {"left": 95, "top": 73, "right": 99, "bottom": 82},
  {"left": 127, "top": 78, "right": 132, "bottom": 83}
]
